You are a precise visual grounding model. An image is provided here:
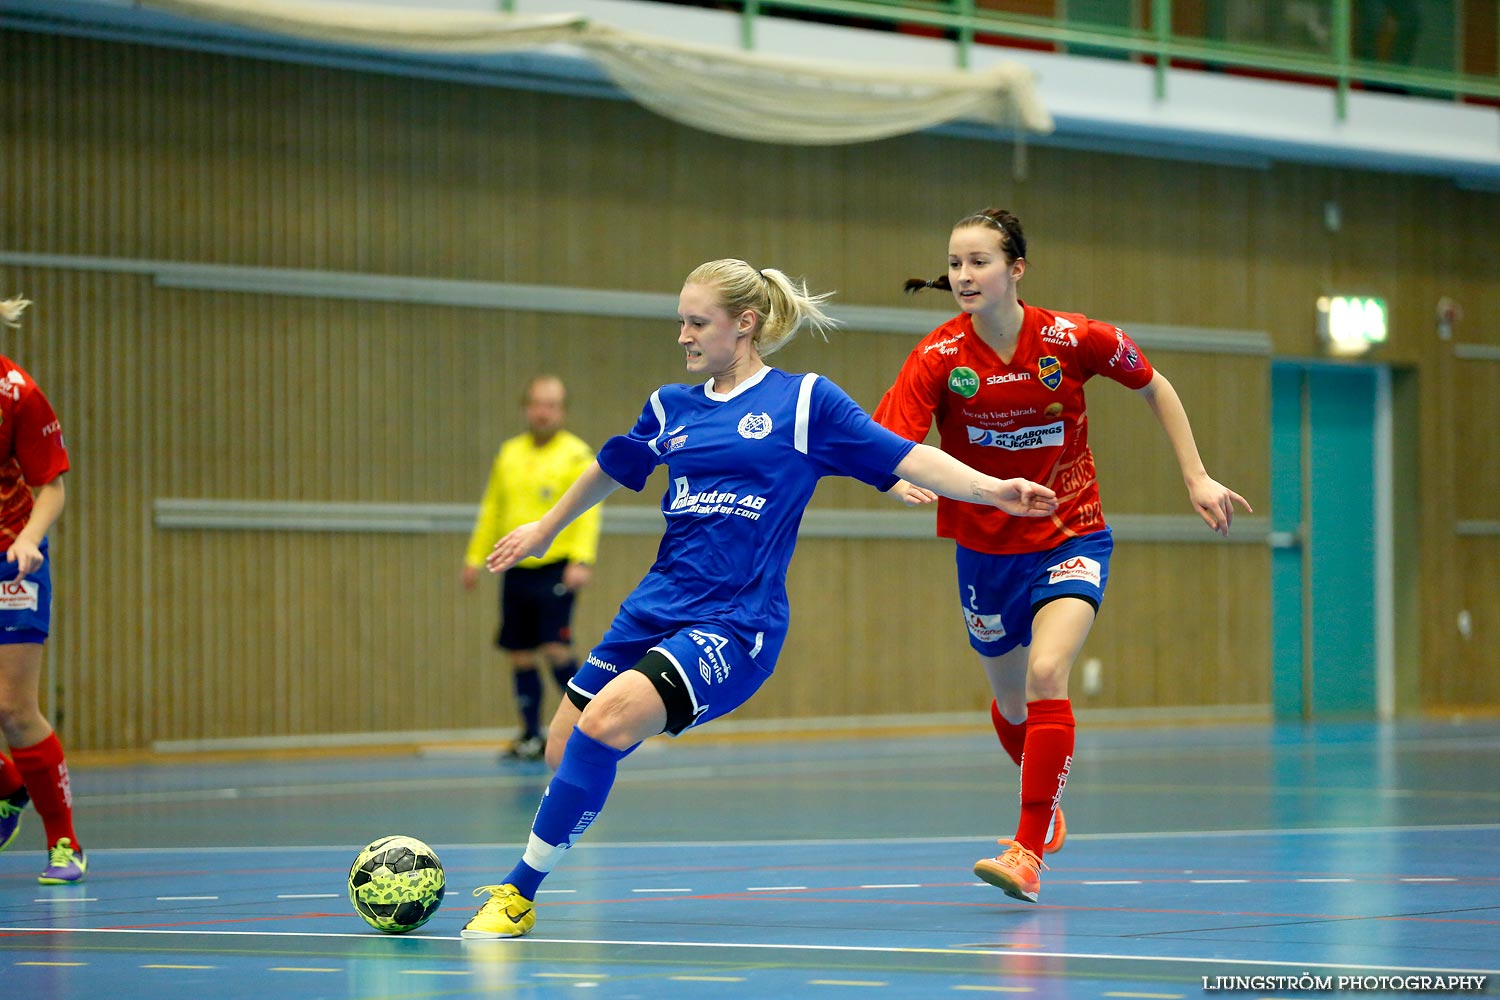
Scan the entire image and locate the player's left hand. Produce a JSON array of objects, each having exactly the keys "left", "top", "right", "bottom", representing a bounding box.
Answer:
[
  {"left": 1188, "top": 476, "right": 1253, "bottom": 536},
  {"left": 486, "top": 522, "right": 553, "bottom": 573},
  {"left": 992, "top": 479, "right": 1058, "bottom": 517},
  {"left": 890, "top": 479, "right": 939, "bottom": 507}
]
